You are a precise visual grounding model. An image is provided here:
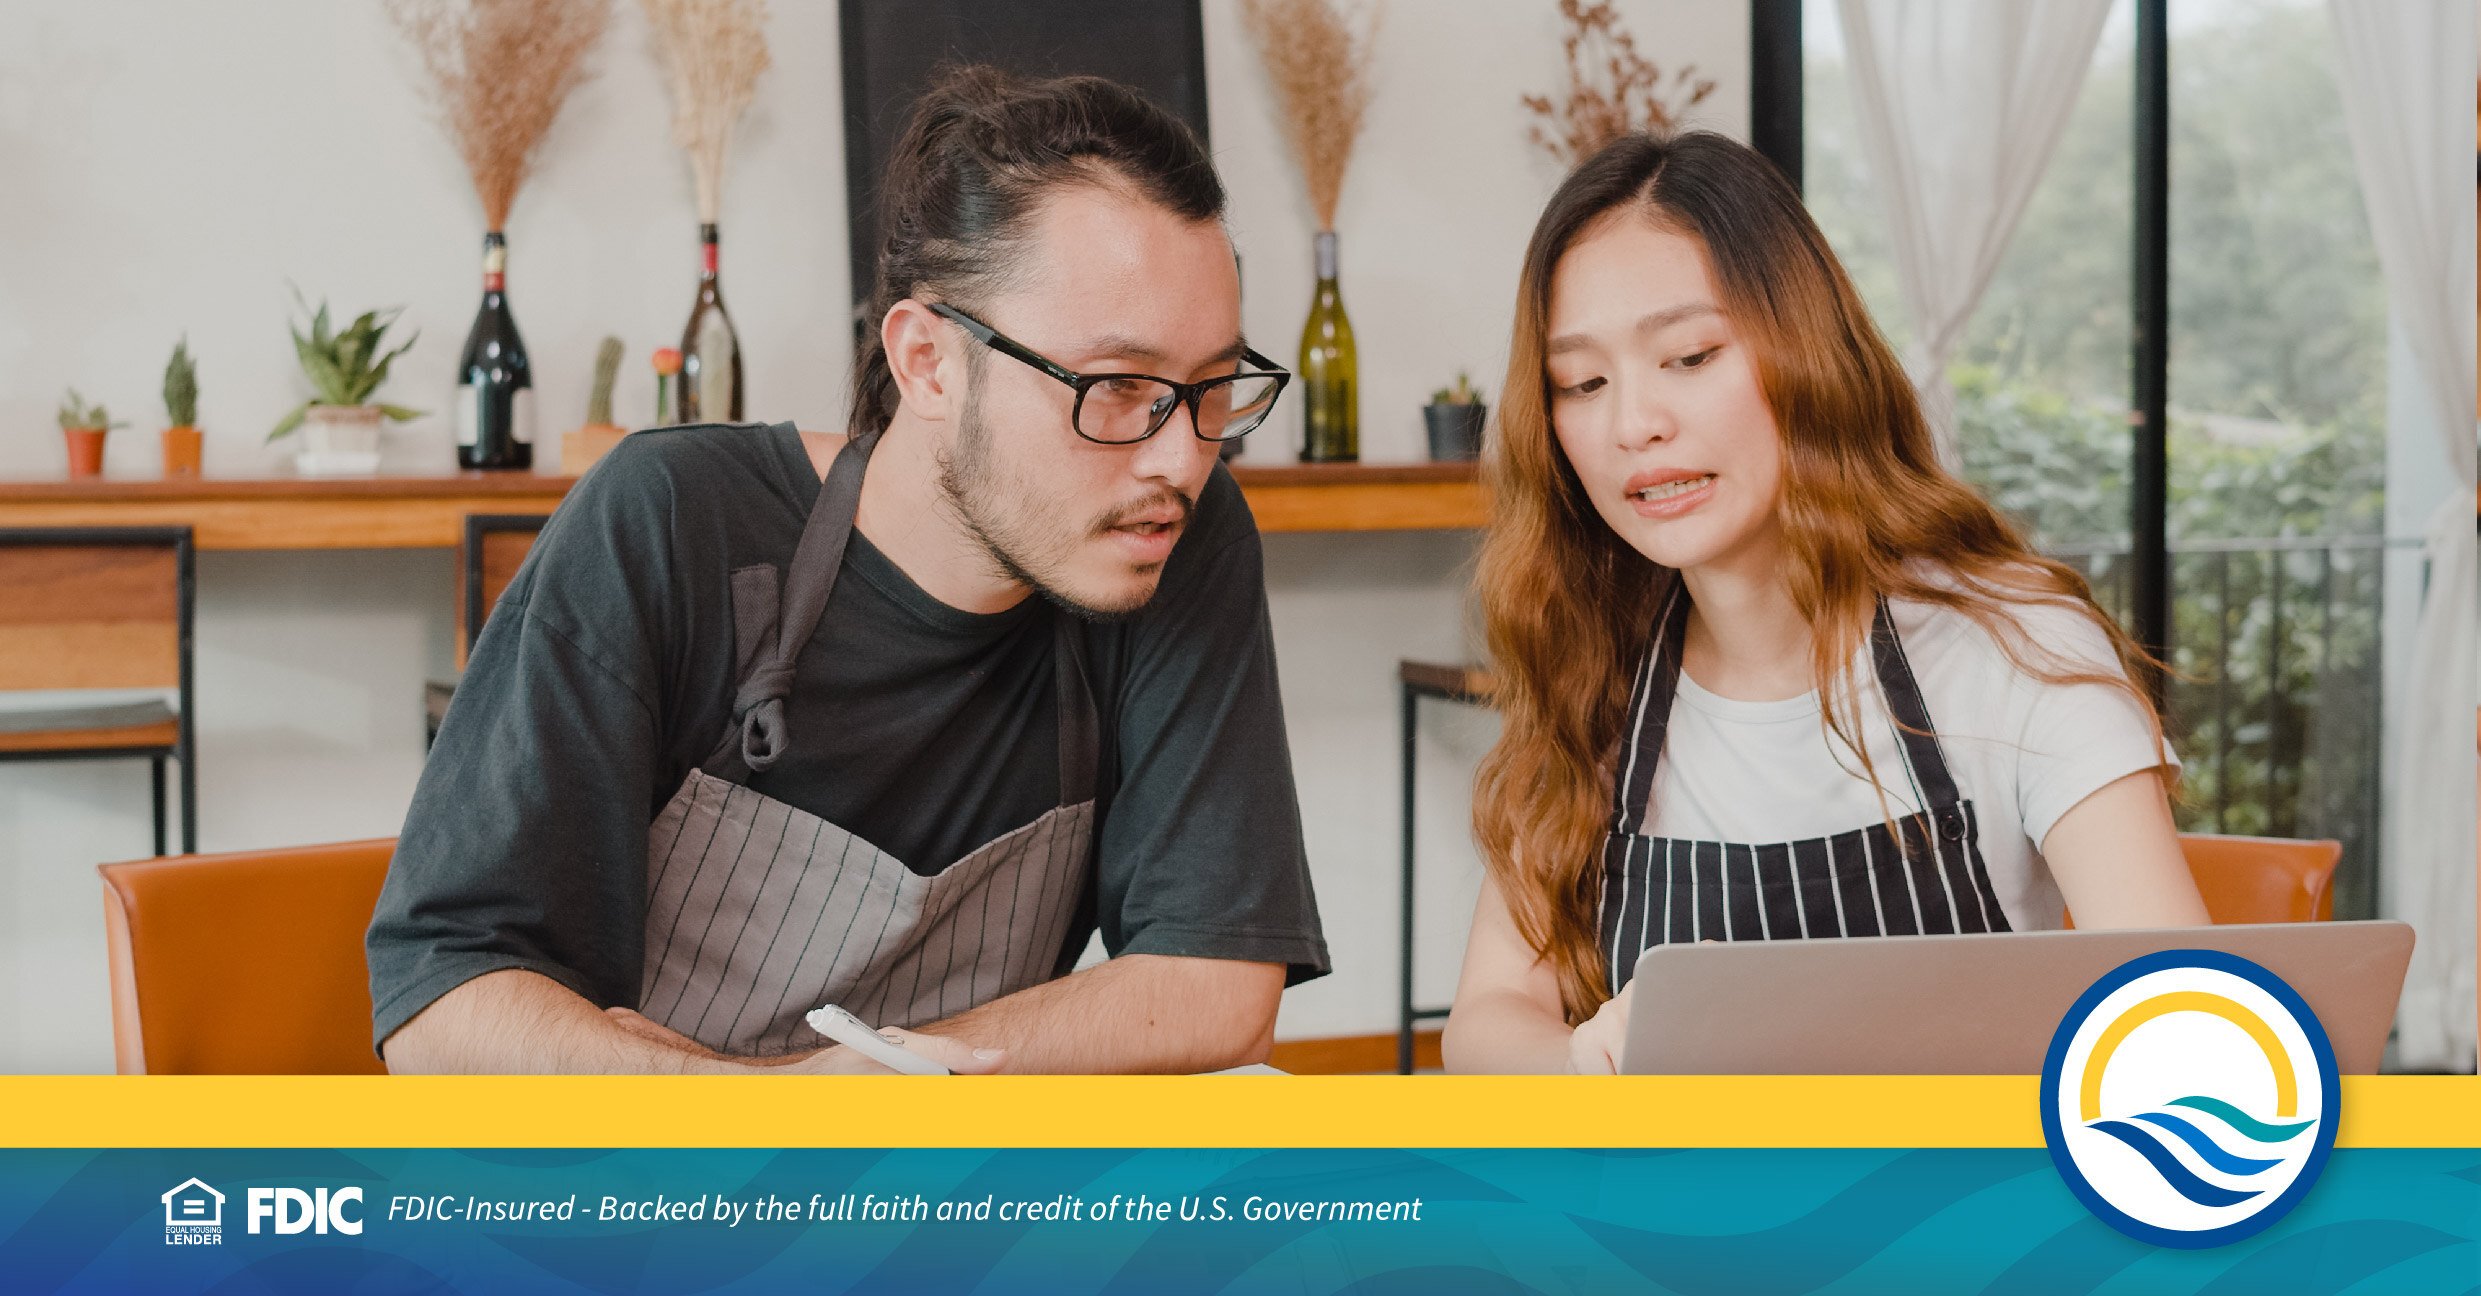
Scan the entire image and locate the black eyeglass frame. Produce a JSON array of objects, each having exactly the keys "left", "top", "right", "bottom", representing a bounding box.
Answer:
[{"left": 929, "top": 302, "right": 1291, "bottom": 445}]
